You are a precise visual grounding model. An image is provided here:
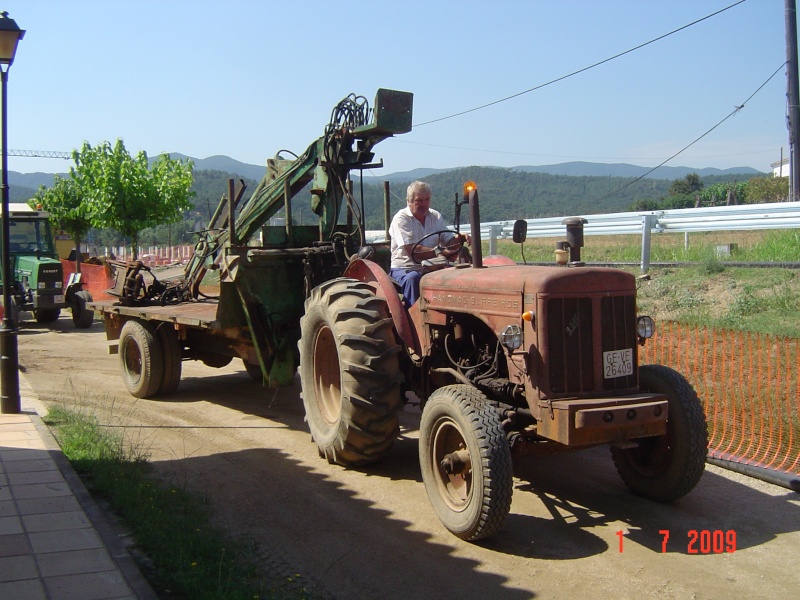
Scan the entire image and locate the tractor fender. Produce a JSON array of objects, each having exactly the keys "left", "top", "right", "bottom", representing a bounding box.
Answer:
[
  {"left": 483, "top": 255, "right": 517, "bottom": 266},
  {"left": 64, "top": 272, "right": 87, "bottom": 303},
  {"left": 343, "top": 258, "right": 422, "bottom": 358}
]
